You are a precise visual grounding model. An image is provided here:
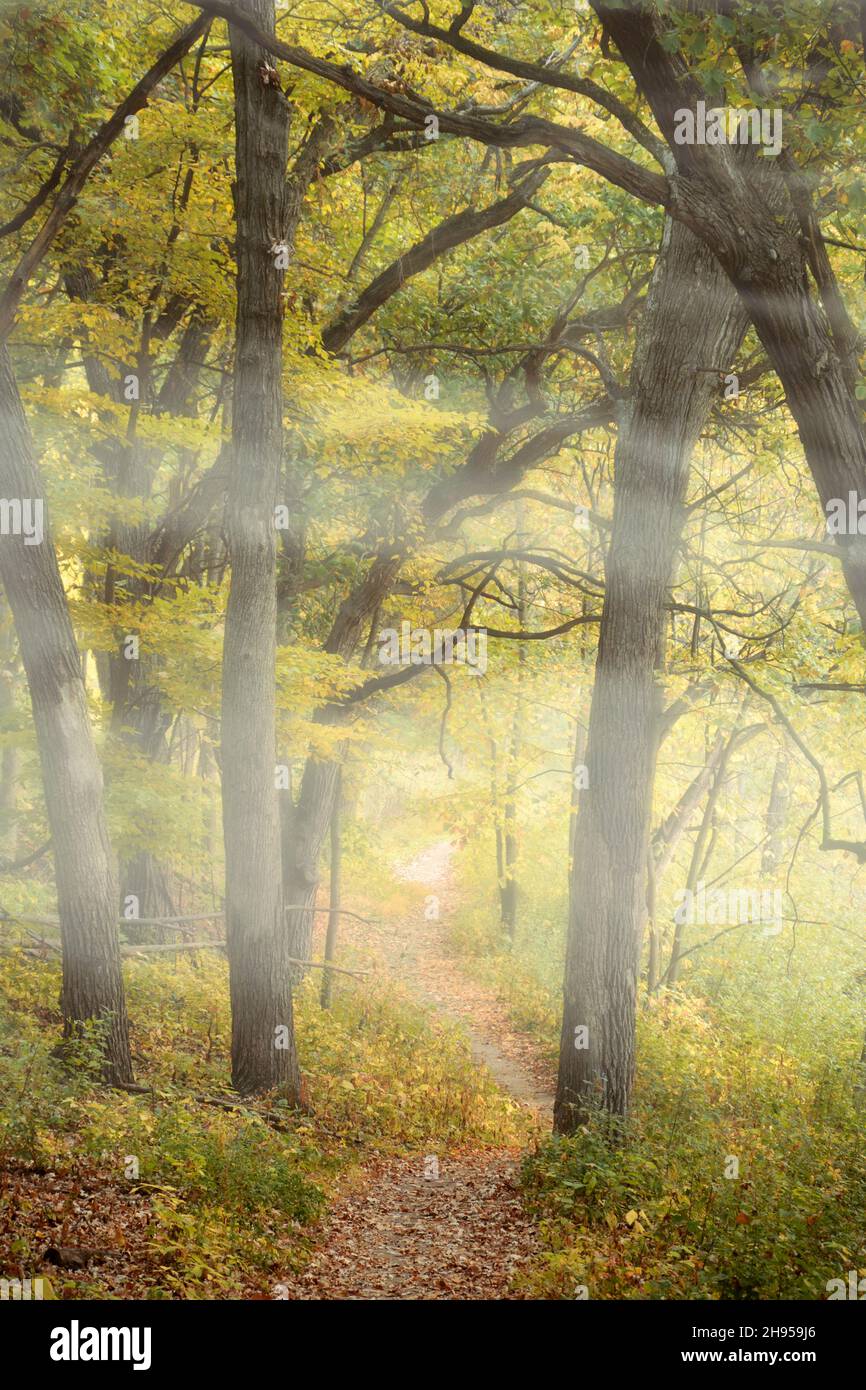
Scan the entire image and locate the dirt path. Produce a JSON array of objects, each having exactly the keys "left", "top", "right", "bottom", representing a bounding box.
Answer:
[
  {"left": 387, "top": 840, "right": 555, "bottom": 1112},
  {"left": 286, "top": 842, "right": 554, "bottom": 1300}
]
